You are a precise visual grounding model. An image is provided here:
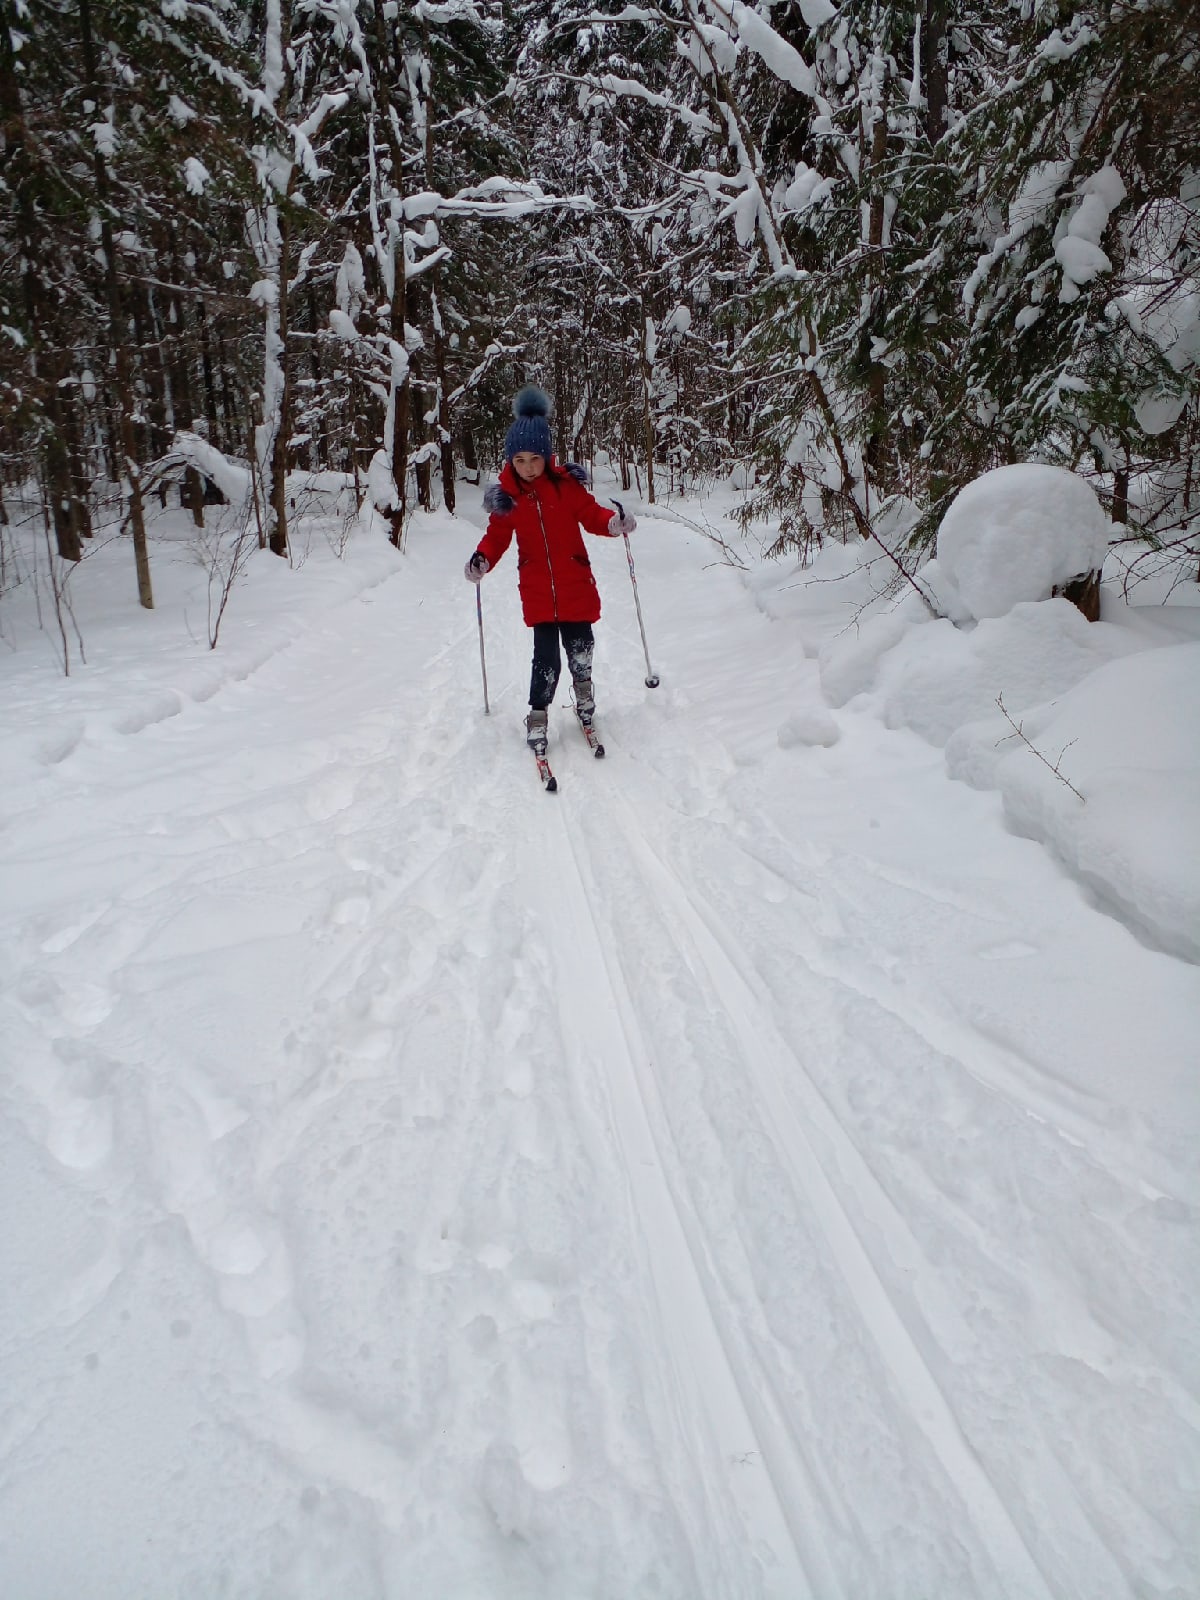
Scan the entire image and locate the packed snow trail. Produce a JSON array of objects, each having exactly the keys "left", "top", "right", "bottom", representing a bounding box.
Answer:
[{"left": 0, "top": 502, "right": 1196, "bottom": 1599}]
